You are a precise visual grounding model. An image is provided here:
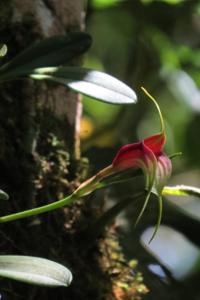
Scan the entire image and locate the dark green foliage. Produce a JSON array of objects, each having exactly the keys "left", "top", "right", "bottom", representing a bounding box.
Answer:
[{"left": 0, "top": 32, "right": 92, "bottom": 80}]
